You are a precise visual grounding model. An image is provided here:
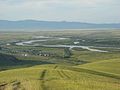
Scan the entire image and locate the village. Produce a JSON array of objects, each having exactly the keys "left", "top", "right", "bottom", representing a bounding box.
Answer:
[
  {"left": 0, "top": 46, "right": 57, "bottom": 57},
  {"left": 0, "top": 45, "right": 72, "bottom": 59}
]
